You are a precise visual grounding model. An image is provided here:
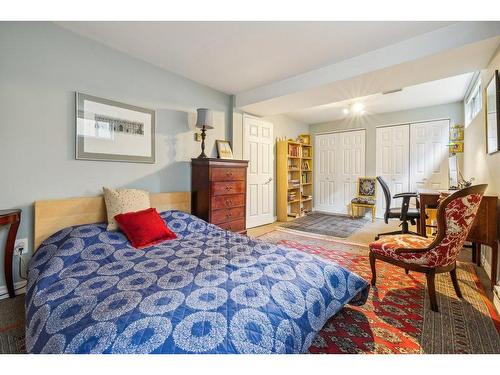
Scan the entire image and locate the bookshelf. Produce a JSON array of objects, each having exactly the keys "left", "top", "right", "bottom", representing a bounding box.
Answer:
[{"left": 277, "top": 135, "right": 313, "bottom": 221}]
